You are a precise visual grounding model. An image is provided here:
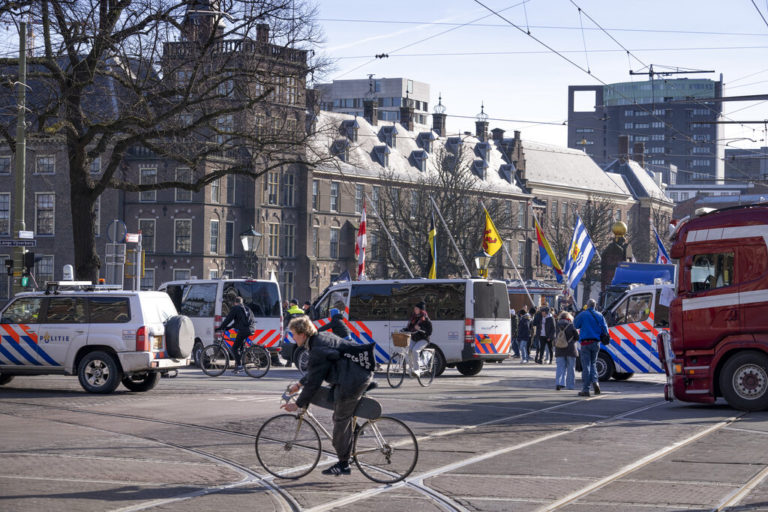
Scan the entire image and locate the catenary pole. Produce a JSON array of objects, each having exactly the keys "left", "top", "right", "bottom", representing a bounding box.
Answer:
[{"left": 12, "top": 22, "right": 27, "bottom": 296}]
